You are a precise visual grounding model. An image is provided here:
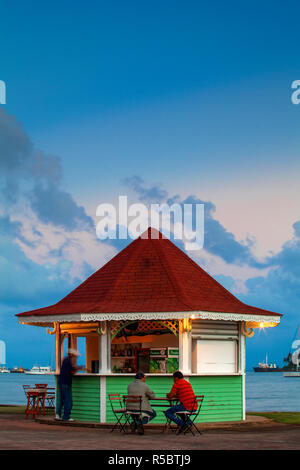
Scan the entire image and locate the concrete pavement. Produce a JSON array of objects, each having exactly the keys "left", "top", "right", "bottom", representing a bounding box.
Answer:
[{"left": 1, "top": 413, "right": 300, "bottom": 450}]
